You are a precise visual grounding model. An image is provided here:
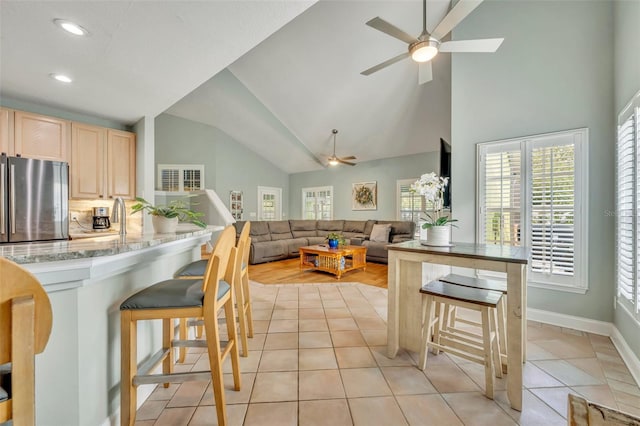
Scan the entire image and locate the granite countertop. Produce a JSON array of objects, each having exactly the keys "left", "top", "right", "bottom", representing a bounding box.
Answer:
[{"left": 0, "top": 224, "right": 218, "bottom": 264}]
